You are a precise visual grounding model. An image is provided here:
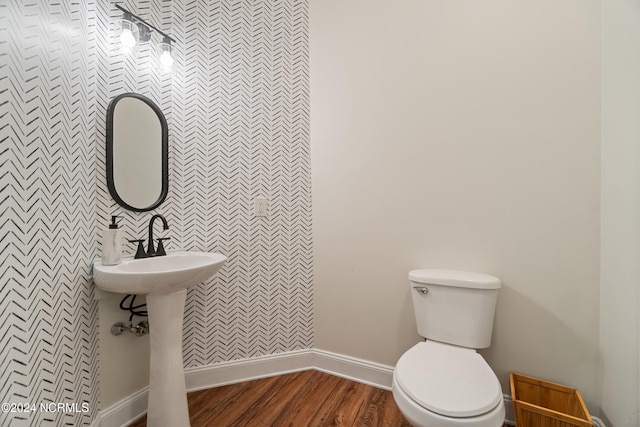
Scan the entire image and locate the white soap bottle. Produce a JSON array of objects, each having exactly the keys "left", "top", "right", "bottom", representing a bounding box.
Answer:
[{"left": 102, "top": 215, "right": 123, "bottom": 265}]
